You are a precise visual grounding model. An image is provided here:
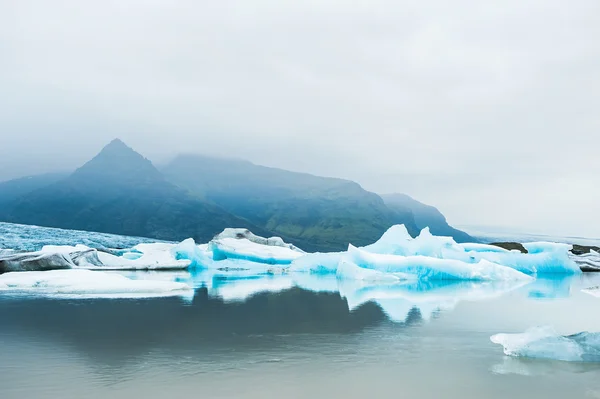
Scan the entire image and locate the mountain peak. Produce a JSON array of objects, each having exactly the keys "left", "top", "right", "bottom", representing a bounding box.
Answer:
[
  {"left": 100, "top": 138, "right": 135, "bottom": 154},
  {"left": 70, "top": 139, "right": 164, "bottom": 187}
]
